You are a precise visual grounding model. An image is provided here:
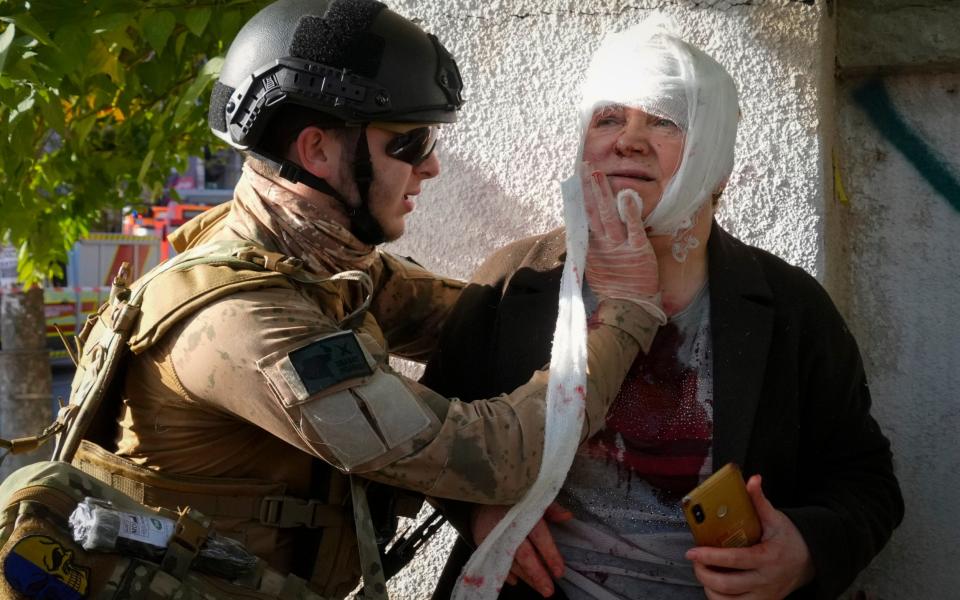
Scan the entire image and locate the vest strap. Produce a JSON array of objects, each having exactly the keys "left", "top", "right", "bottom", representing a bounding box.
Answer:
[
  {"left": 157, "top": 507, "right": 211, "bottom": 580},
  {"left": 350, "top": 475, "right": 388, "bottom": 600},
  {"left": 73, "top": 441, "right": 348, "bottom": 530}
]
